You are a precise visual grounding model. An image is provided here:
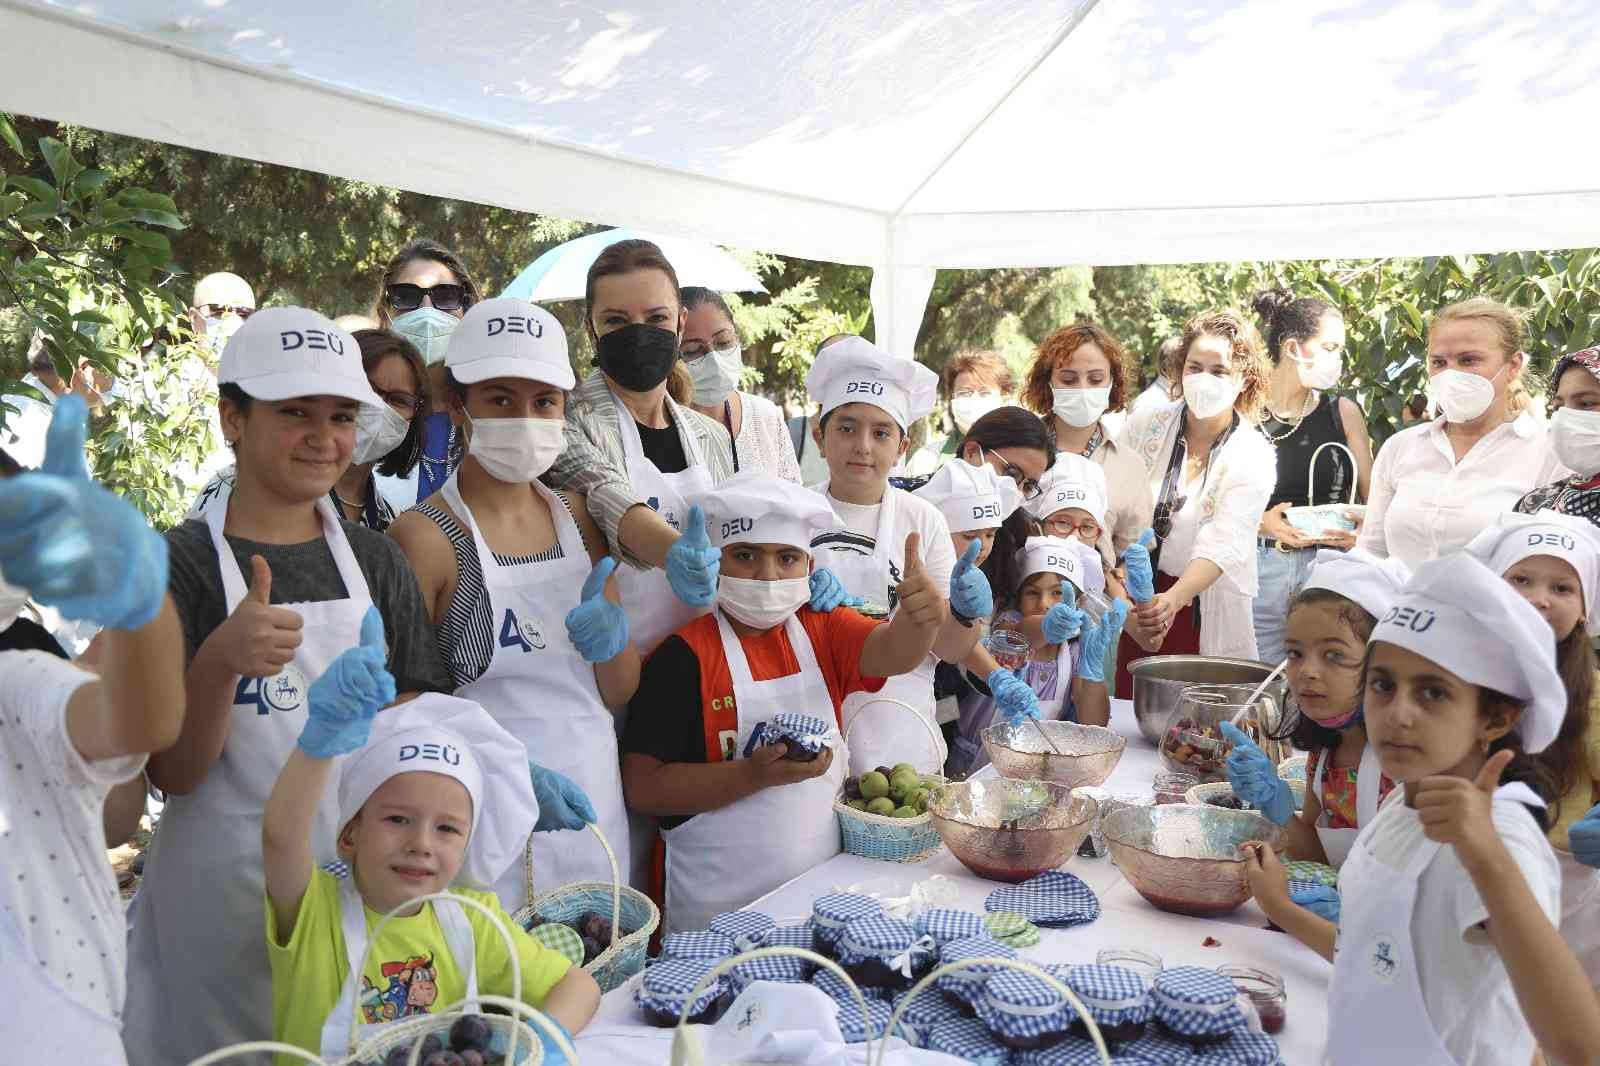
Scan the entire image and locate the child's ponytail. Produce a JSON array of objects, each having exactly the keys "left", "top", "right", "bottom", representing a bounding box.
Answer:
[
  {"left": 1482, "top": 687, "right": 1559, "bottom": 832},
  {"left": 1532, "top": 624, "right": 1597, "bottom": 828}
]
